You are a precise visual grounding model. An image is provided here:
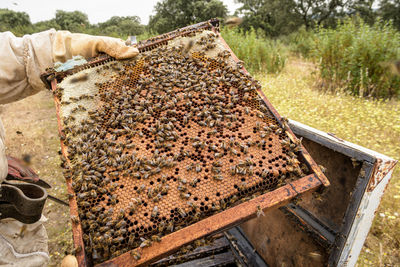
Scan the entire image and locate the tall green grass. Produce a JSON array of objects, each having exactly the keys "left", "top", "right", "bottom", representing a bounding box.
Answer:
[
  {"left": 282, "top": 26, "right": 316, "bottom": 58},
  {"left": 312, "top": 18, "right": 400, "bottom": 98},
  {"left": 221, "top": 27, "right": 288, "bottom": 74}
]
